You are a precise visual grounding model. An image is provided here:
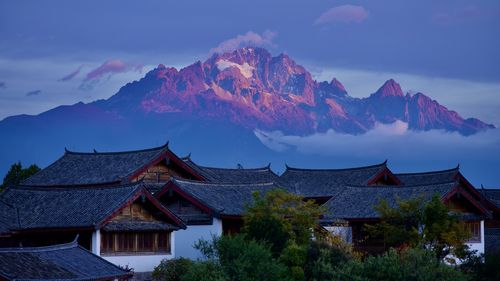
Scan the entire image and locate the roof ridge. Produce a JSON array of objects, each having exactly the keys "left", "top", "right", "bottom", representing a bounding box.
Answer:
[
  {"left": 12, "top": 181, "right": 143, "bottom": 192},
  {"left": 345, "top": 180, "right": 458, "bottom": 189},
  {"left": 395, "top": 165, "right": 460, "bottom": 176},
  {"left": 200, "top": 165, "right": 273, "bottom": 172},
  {"left": 64, "top": 142, "right": 169, "bottom": 155},
  {"left": 171, "top": 177, "right": 277, "bottom": 187},
  {"left": 0, "top": 240, "right": 77, "bottom": 252},
  {"left": 284, "top": 161, "right": 387, "bottom": 172}
]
